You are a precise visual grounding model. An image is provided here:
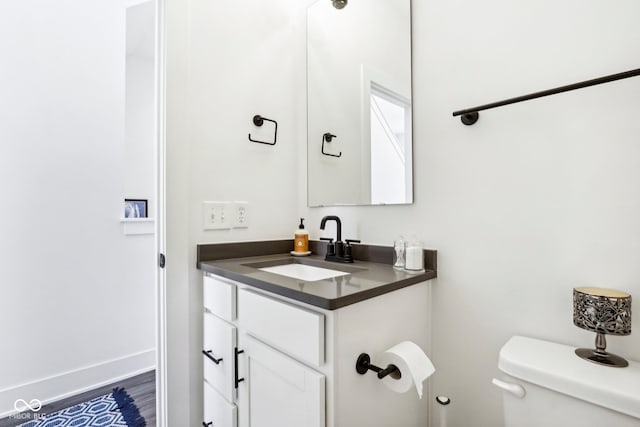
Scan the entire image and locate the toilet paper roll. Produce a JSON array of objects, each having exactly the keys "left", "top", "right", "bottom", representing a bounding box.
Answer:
[{"left": 377, "top": 341, "right": 435, "bottom": 399}]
